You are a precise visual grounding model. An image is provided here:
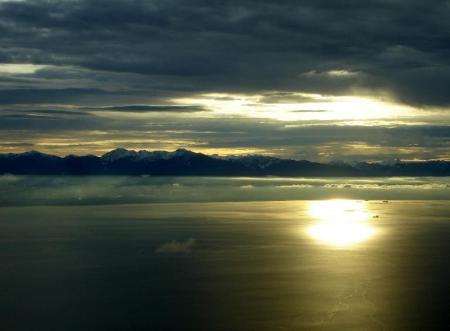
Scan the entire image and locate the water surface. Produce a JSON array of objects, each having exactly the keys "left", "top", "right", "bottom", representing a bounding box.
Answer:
[{"left": 0, "top": 177, "right": 449, "bottom": 330}]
